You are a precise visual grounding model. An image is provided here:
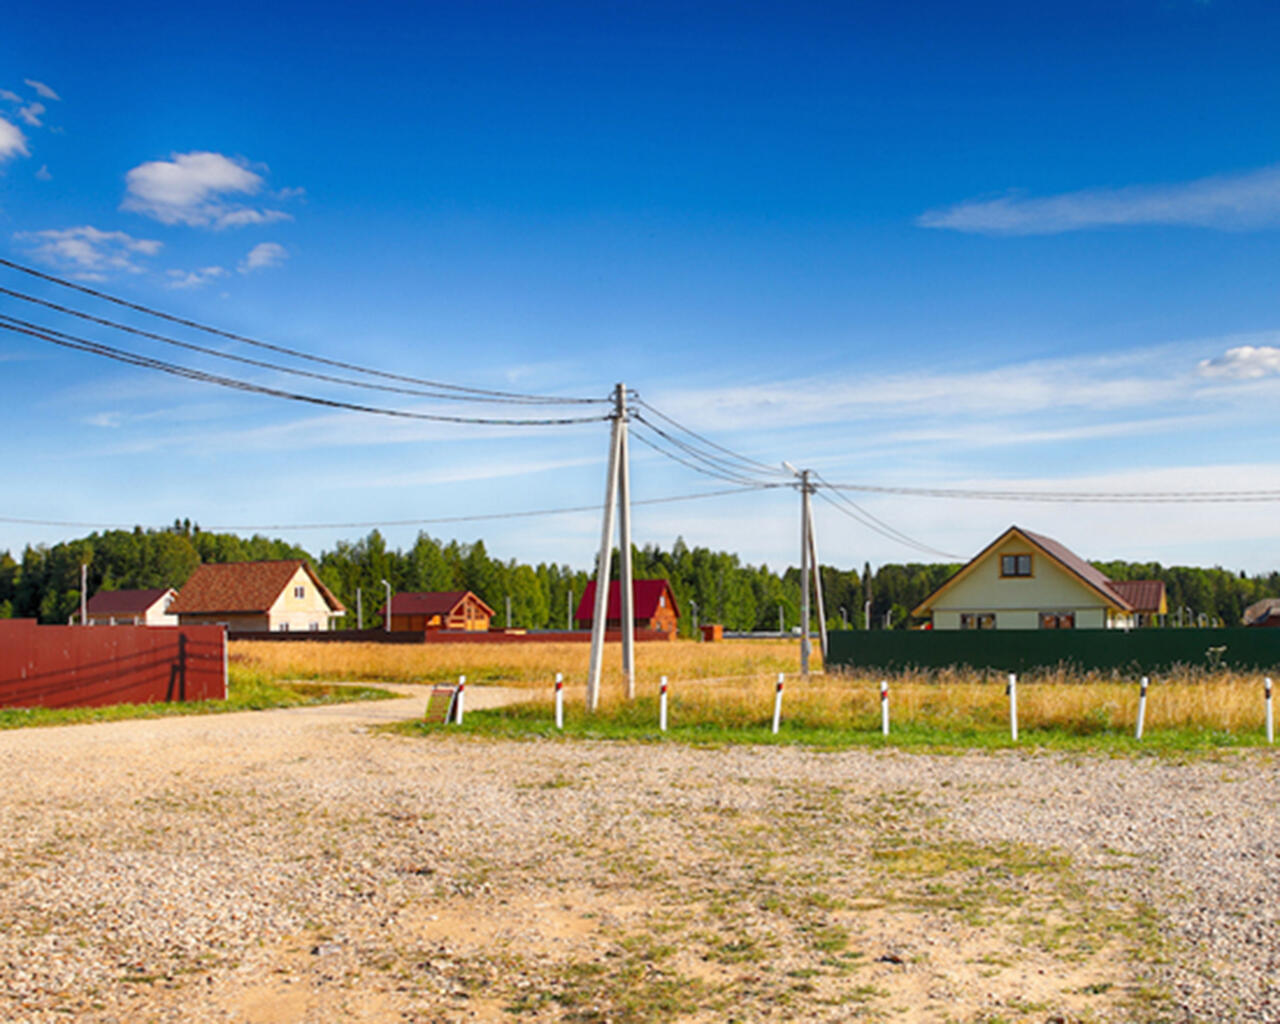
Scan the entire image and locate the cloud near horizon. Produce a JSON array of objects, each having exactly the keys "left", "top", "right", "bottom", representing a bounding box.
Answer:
[
  {"left": 122, "top": 151, "right": 294, "bottom": 229},
  {"left": 918, "top": 164, "right": 1280, "bottom": 235}
]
